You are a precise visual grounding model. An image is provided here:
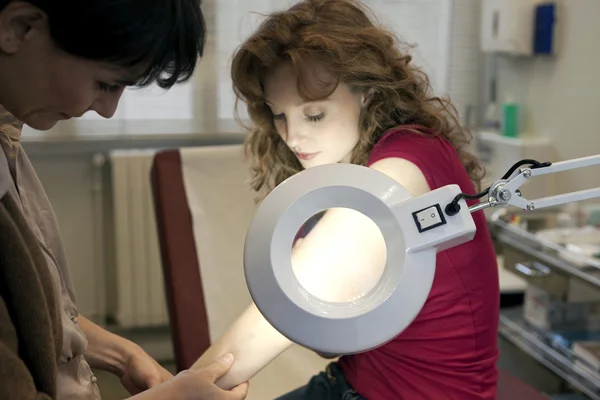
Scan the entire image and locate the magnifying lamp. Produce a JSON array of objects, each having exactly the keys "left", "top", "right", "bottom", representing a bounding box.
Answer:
[{"left": 244, "top": 154, "right": 600, "bottom": 355}]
